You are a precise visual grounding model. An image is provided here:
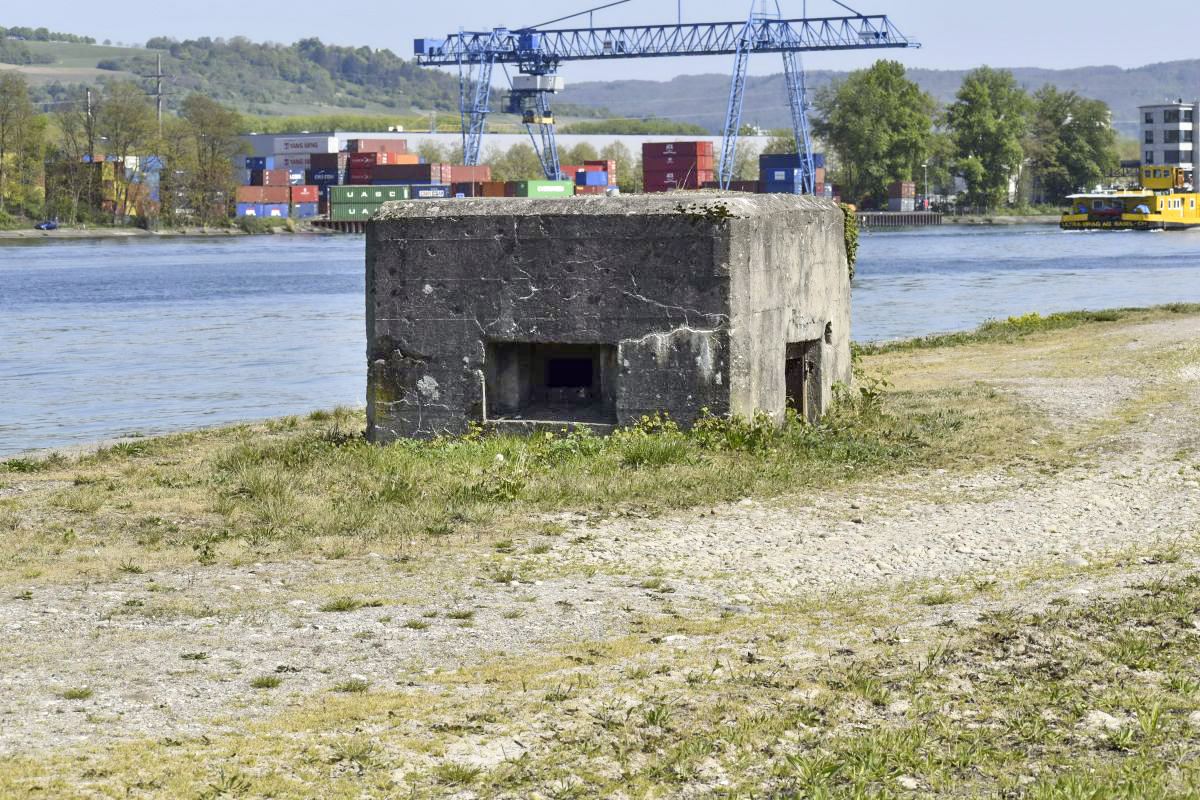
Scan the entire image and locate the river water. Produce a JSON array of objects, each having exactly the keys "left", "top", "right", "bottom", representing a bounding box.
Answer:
[{"left": 3, "top": 224, "right": 1200, "bottom": 456}]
